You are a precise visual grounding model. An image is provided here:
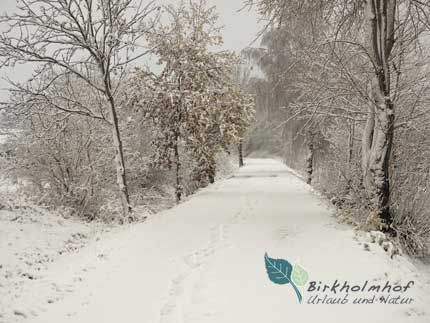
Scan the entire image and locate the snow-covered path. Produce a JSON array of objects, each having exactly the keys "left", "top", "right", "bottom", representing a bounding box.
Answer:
[{"left": 8, "top": 159, "right": 430, "bottom": 323}]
